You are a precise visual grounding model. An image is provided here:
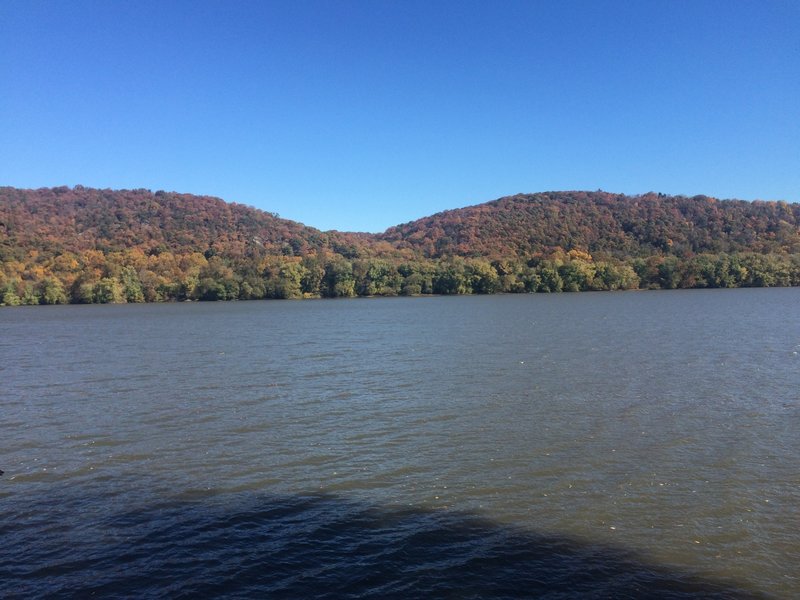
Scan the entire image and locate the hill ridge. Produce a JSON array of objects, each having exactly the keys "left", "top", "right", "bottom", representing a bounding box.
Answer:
[{"left": 2, "top": 186, "right": 799, "bottom": 304}]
